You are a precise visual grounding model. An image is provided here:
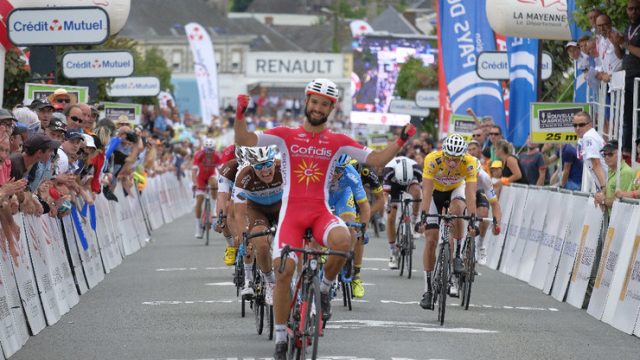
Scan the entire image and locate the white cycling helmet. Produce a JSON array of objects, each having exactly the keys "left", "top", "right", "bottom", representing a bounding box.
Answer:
[
  {"left": 305, "top": 78, "right": 339, "bottom": 103},
  {"left": 392, "top": 157, "right": 416, "bottom": 186},
  {"left": 203, "top": 137, "right": 216, "bottom": 150},
  {"left": 235, "top": 145, "right": 246, "bottom": 163},
  {"left": 442, "top": 134, "right": 468, "bottom": 157},
  {"left": 244, "top": 146, "right": 276, "bottom": 165}
]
